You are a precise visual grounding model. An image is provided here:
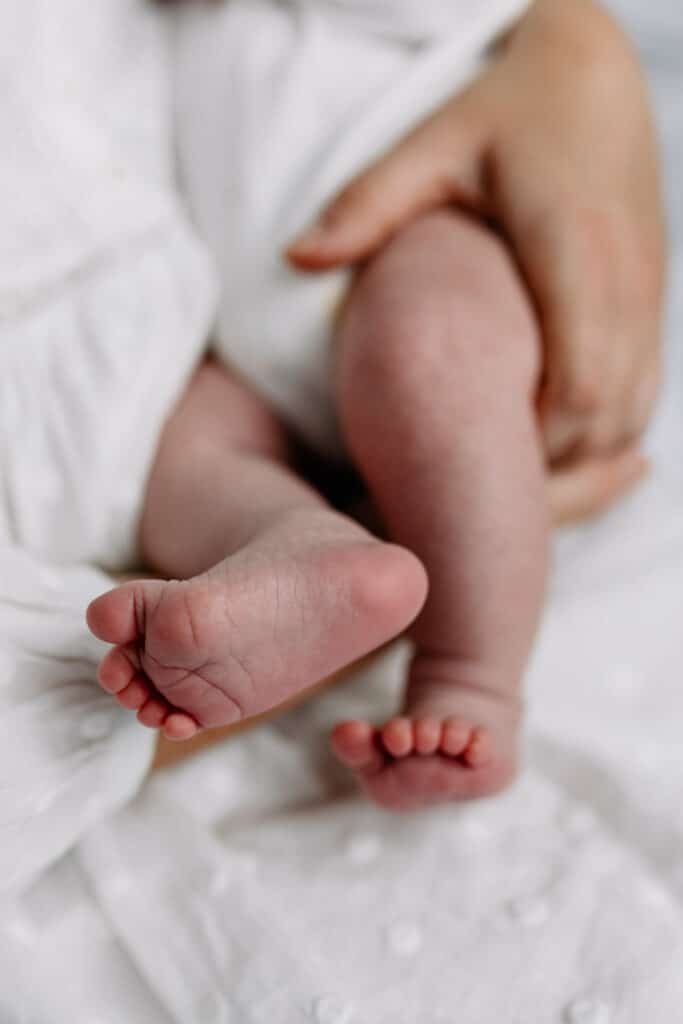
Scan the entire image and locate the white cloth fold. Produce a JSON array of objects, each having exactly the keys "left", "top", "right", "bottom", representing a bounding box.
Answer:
[
  {"left": 301, "top": 0, "right": 529, "bottom": 42},
  {"left": 0, "top": 0, "right": 217, "bottom": 570},
  {"left": 0, "top": 547, "right": 156, "bottom": 899},
  {"left": 174, "top": 0, "right": 531, "bottom": 453}
]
